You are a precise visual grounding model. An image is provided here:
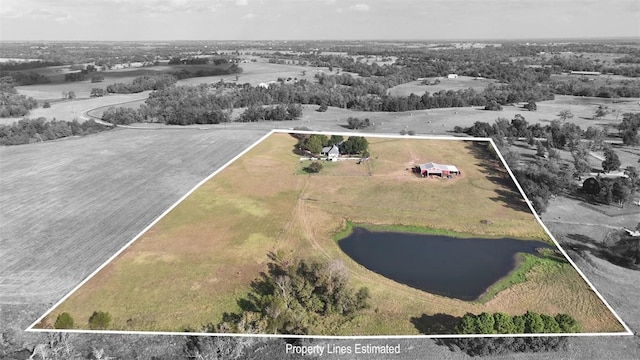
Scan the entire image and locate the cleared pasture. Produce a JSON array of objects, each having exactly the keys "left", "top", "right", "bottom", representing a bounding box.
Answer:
[
  {"left": 320, "top": 95, "right": 640, "bottom": 136},
  {"left": 15, "top": 77, "right": 141, "bottom": 101},
  {"left": 550, "top": 73, "right": 640, "bottom": 88},
  {"left": 13, "top": 65, "right": 175, "bottom": 100},
  {"left": 174, "top": 61, "right": 326, "bottom": 86},
  {"left": 39, "top": 132, "right": 624, "bottom": 334},
  {"left": 387, "top": 76, "right": 497, "bottom": 97},
  {"left": 0, "top": 92, "right": 151, "bottom": 125},
  {"left": 296, "top": 95, "right": 640, "bottom": 137}
]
